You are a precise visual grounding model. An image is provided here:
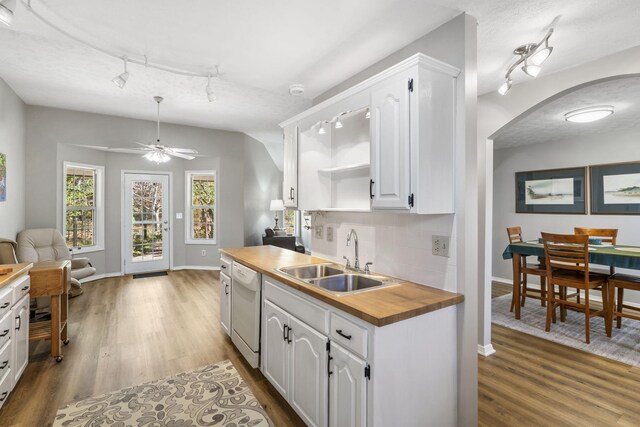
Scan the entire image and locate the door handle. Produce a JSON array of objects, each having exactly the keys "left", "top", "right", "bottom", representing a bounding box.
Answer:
[
  {"left": 336, "top": 329, "right": 352, "bottom": 340},
  {"left": 369, "top": 179, "right": 375, "bottom": 199},
  {"left": 290, "top": 187, "right": 294, "bottom": 201},
  {"left": 0, "top": 329, "right": 8, "bottom": 337},
  {"left": 0, "top": 391, "right": 7, "bottom": 402},
  {"left": 287, "top": 326, "right": 292, "bottom": 344},
  {"left": 0, "top": 360, "right": 7, "bottom": 369},
  {"left": 224, "top": 284, "right": 229, "bottom": 295},
  {"left": 15, "top": 317, "right": 21, "bottom": 331},
  {"left": 0, "top": 303, "right": 8, "bottom": 309},
  {"left": 283, "top": 324, "right": 288, "bottom": 342},
  {"left": 21, "top": 285, "right": 29, "bottom": 291}
]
